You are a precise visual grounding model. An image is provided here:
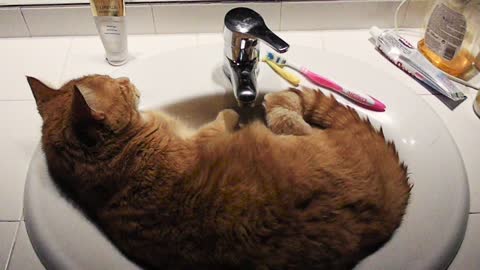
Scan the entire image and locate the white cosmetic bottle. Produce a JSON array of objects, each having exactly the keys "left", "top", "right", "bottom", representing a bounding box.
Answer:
[{"left": 90, "top": 0, "right": 128, "bottom": 66}]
